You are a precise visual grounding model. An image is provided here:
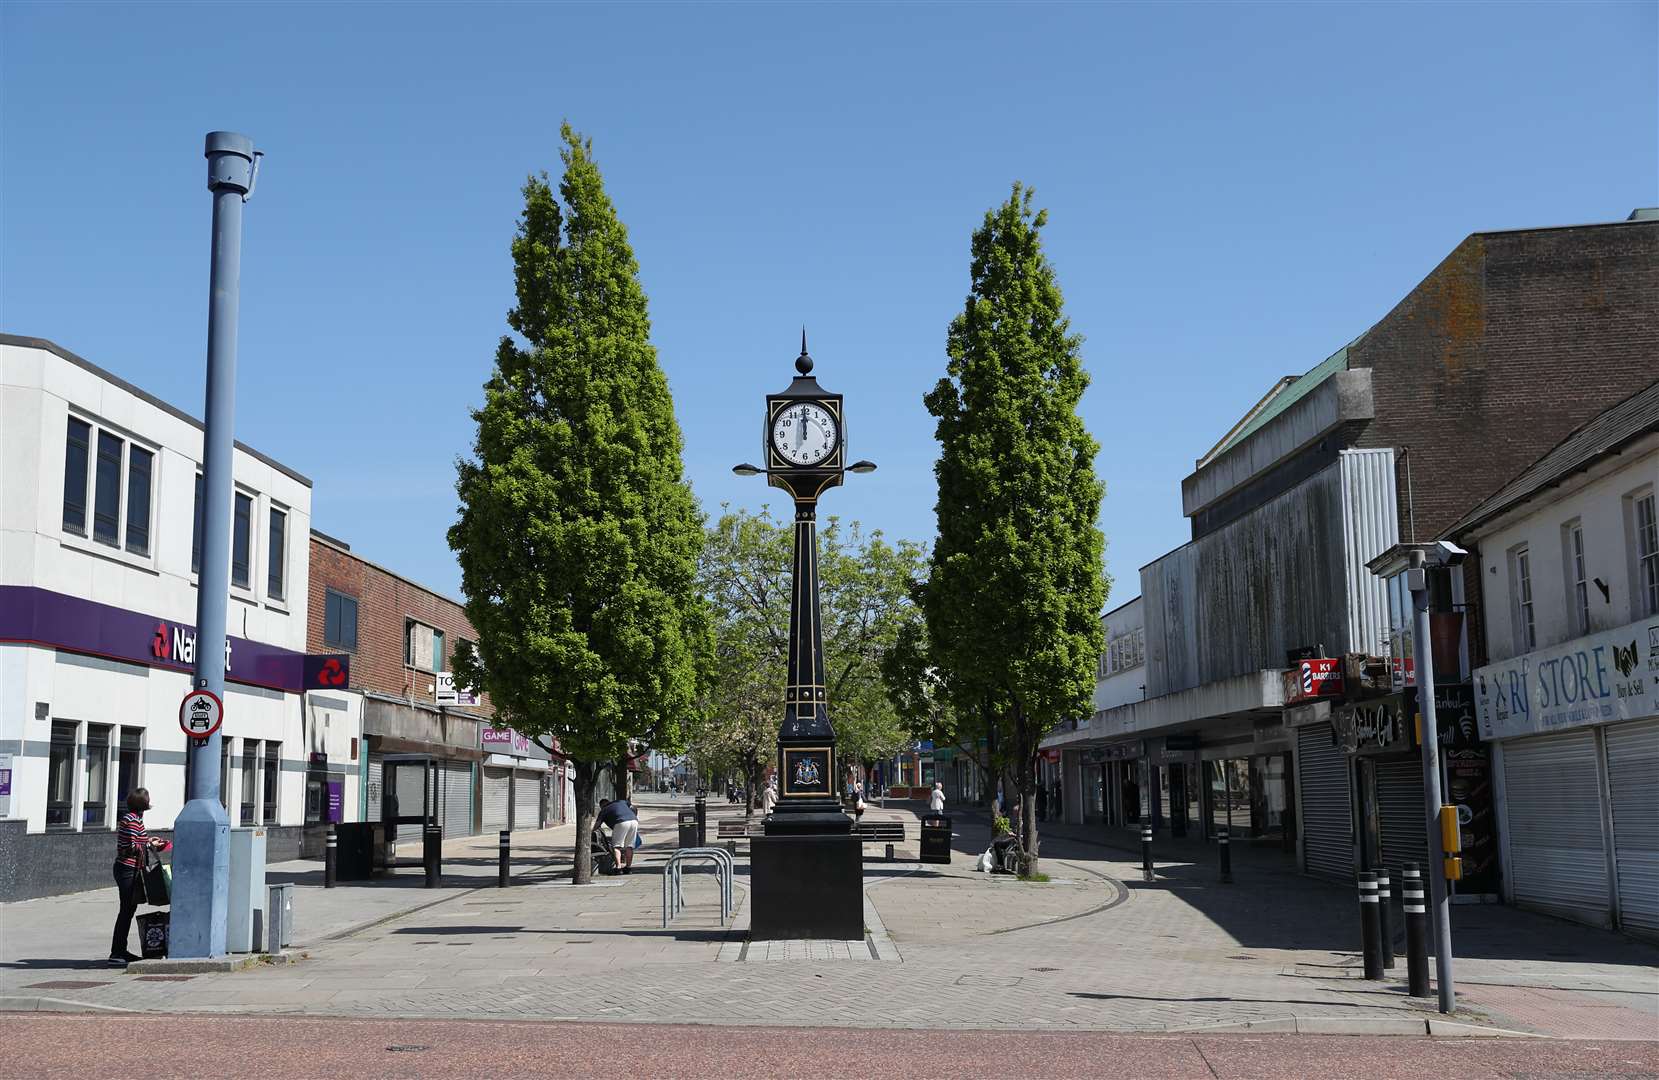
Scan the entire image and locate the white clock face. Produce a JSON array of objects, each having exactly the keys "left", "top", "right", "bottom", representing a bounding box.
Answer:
[{"left": 771, "top": 402, "right": 839, "bottom": 467}]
